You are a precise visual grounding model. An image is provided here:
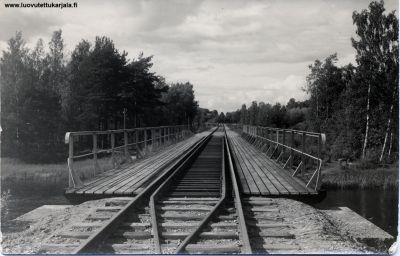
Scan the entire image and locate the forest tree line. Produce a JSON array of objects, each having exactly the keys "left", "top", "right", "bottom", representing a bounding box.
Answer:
[
  {"left": 1, "top": 32, "right": 219, "bottom": 162},
  {"left": 222, "top": 1, "right": 398, "bottom": 163}
]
